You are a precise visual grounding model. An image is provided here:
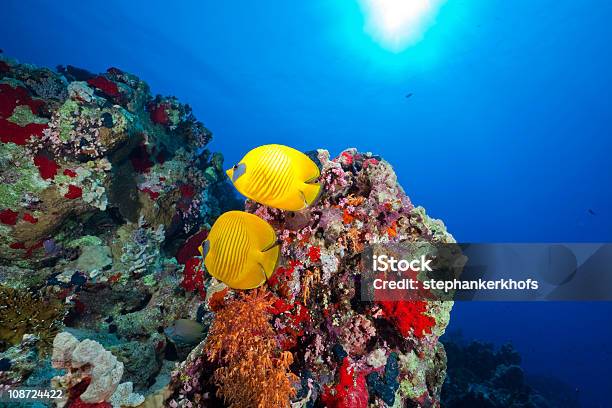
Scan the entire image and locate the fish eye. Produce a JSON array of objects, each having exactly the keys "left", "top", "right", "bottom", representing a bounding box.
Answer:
[{"left": 233, "top": 164, "right": 238, "bottom": 169}]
